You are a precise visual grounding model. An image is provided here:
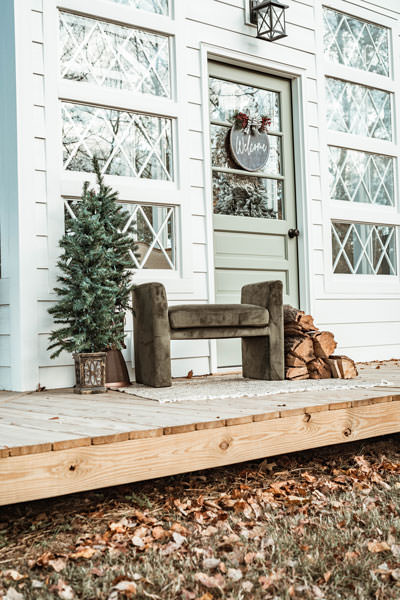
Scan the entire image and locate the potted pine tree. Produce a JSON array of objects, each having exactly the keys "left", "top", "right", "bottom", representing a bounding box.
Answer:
[{"left": 48, "top": 159, "right": 135, "bottom": 393}]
